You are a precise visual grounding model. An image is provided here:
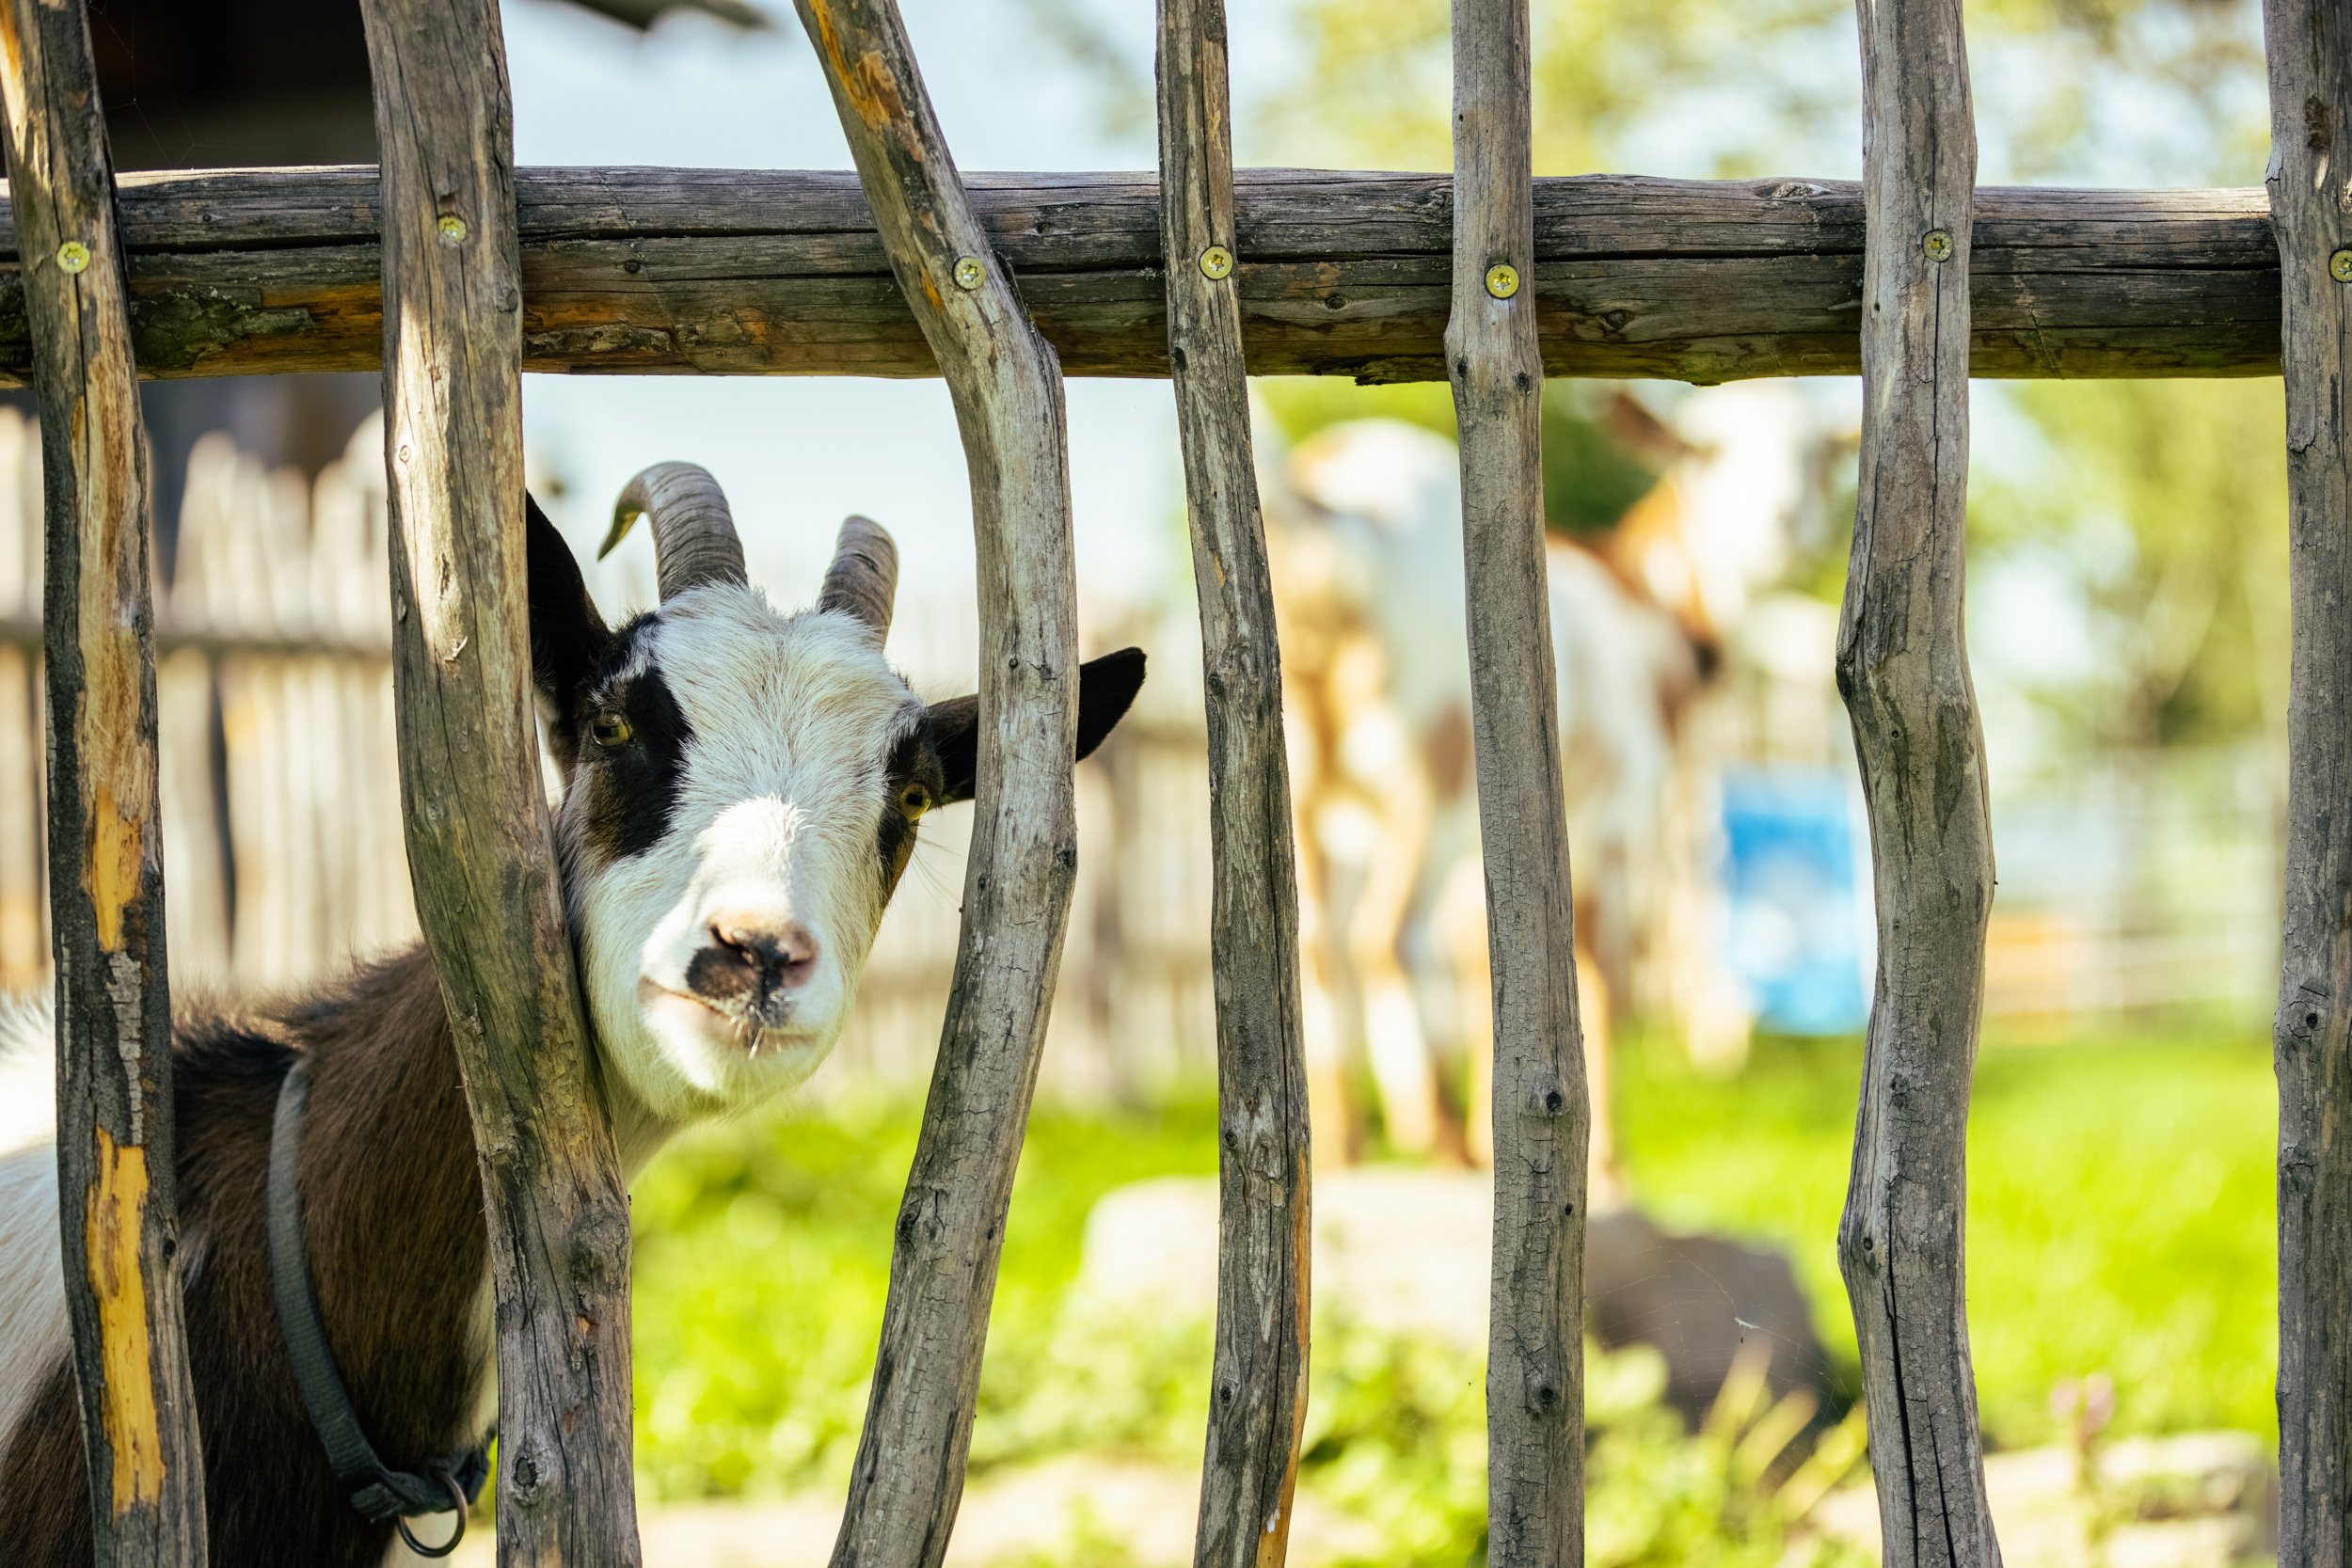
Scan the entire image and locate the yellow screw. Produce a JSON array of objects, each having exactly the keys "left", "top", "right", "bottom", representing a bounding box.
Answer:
[
  {"left": 1922, "top": 230, "right": 1954, "bottom": 262},
  {"left": 2331, "top": 249, "right": 2352, "bottom": 283},
  {"left": 55, "top": 241, "right": 88, "bottom": 275},
  {"left": 437, "top": 214, "right": 468, "bottom": 246},
  {"left": 952, "top": 256, "right": 984, "bottom": 291},
  {"left": 1485, "top": 262, "right": 1520, "bottom": 299},
  {"left": 1199, "top": 245, "right": 1234, "bottom": 280}
]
